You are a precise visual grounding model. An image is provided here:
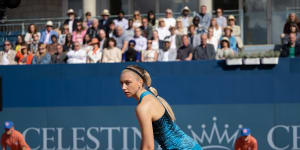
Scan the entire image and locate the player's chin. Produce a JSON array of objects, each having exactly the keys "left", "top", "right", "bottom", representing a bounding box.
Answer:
[{"left": 124, "top": 92, "right": 132, "bottom": 97}]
